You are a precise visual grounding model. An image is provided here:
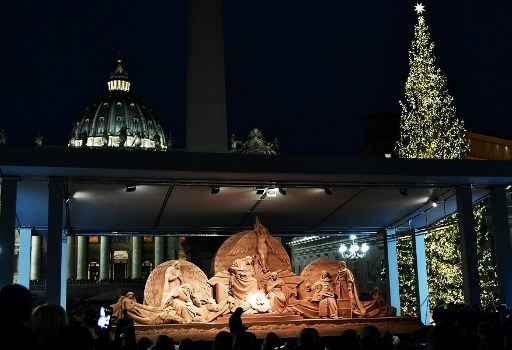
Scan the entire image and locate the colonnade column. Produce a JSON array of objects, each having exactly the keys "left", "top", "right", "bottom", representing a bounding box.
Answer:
[
  {"left": 0, "top": 178, "right": 17, "bottom": 287},
  {"left": 154, "top": 236, "right": 165, "bottom": 266},
  {"left": 489, "top": 186, "right": 512, "bottom": 307},
  {"left": 67, "top": 236, "right": 76, "bottom": 280},
  {"left": 30, "top": 235, "right": 42, "bottom": 280},
  {"left": 166, "top": 236, "right": 177, "bottom": 260},
  {"left": 99, "top": 236, "right": 110, "bottom": 280},
  {"left": 385, "top": 228, "right": 401, "bottom": 316},
  {"left": 456, "top": 185, "right": 481, "bottom": 306},
  {"left": 76, "top": 236, "right": 88, "bottom": 280},
  {"left": 131, "top": 236, "right": 142, "bottom": 279},
  {"left": 178, "top": 236, "right": 187, "bottom": 260}
]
